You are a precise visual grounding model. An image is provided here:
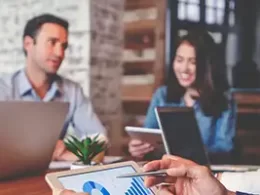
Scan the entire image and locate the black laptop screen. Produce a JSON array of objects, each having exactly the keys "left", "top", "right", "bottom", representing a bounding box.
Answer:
[{"left": 156, "top": 107, "right": 209, "bottom": 165}]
